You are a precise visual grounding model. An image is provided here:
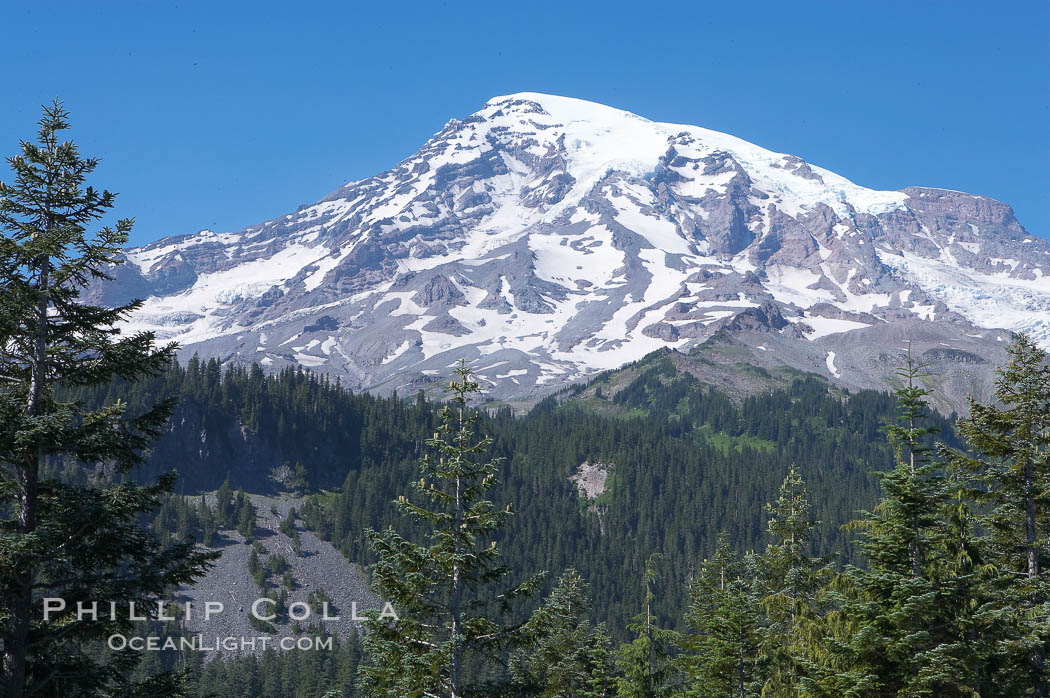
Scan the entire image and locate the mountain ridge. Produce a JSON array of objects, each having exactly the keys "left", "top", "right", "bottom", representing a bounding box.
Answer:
[{"left": 90, "top": 92, "right": 1050, "bottom": 412}]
